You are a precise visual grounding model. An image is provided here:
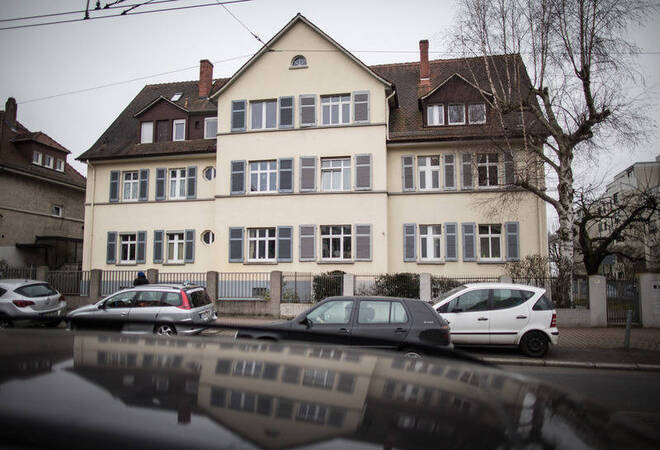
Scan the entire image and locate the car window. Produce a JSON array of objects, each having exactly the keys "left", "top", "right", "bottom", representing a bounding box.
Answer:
[
  {"left": 307, "top": 300, "right": 353, "bottom": 324},
  {"left": 188, "top": 289, "right": 212, "bottom": 308},
  {"left": 135, "top": 291, "right": 163, "bottom": 308},
  {"left": 446, "top": 289, "right": 489, "bottom": 313},
  {"left": 533, "top": 294, "right": 555, "bottom": 311},
  {"left": 434, "top": 285, "right": 468, "bottom": 302},
  {"left": 391, "top": 302, "right": 408, "bottom": 323},
  {"left": 14, "top": 283, "right": 58, "bottom": 298},
  {"left": 490, "top": 289, "right": 535, "bottom": 310},
  {"left": 162, "top": 292, "right": 182, "bottom": 307},
  {"left": 358, "top": 301, "right": 390, "bottom": 324},
  {"left": 105, "top": 291, "right": 136, "bottom": 309},
  {"left": 0, "top": 287, "right": 6, "bottom": 296}
]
